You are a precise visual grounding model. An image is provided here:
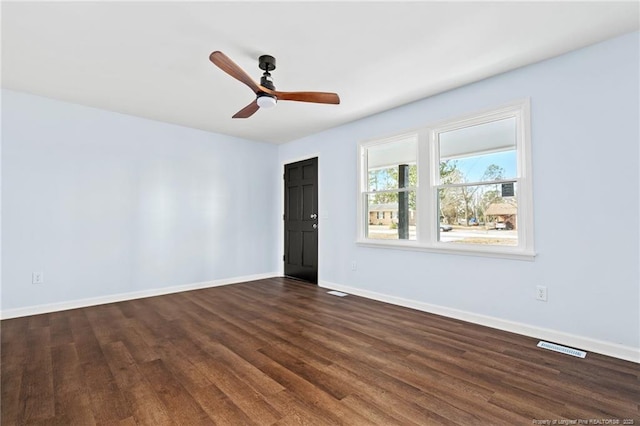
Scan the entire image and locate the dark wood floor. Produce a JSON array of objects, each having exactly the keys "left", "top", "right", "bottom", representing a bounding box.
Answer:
[{"left": 2, "top": 277, "right": 638, "bottom": 425}]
